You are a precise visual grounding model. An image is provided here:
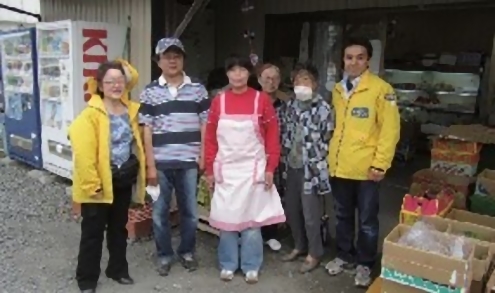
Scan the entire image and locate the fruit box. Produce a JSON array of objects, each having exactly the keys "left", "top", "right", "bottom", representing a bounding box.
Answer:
[
  {"left": 431, "top": 148, "right": 480, "bottom": 165},
  {"left": 411, "top": 168, "right": 474, "bottom": 209},
  {"left": 431, "top": 159, "right": 479, "bottom": 177},
  {"left": 433, "top": 138, "right": 480, "bottom": 154},
  {"left": 400, "top": 190, "right": 453, "bottom": 225}
]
